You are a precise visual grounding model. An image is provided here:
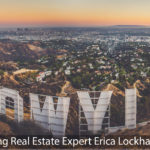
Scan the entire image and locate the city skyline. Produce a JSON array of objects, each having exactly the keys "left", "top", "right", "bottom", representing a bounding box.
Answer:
[{"left": 0, "top": 0, "right": 150, "bottom": 27}]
